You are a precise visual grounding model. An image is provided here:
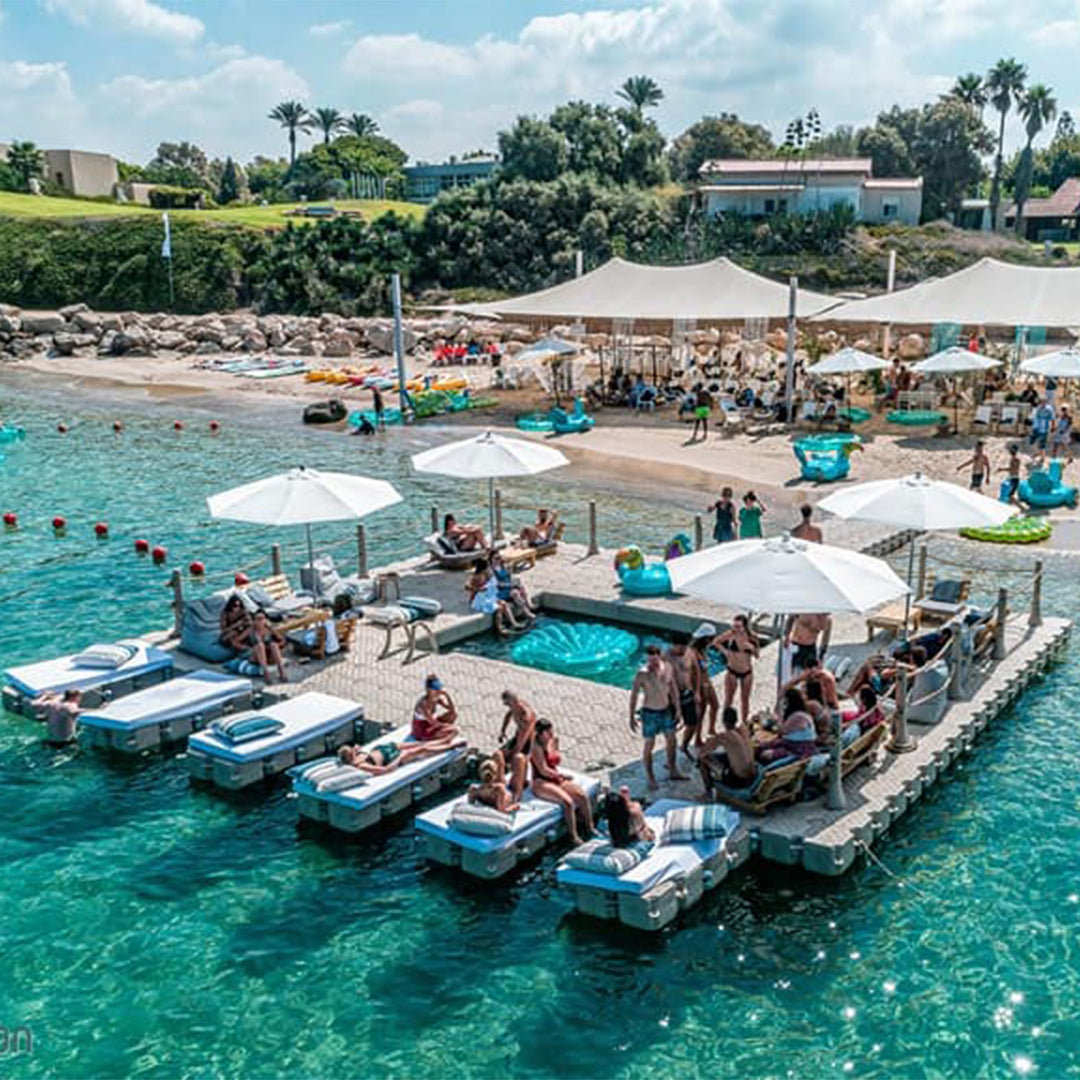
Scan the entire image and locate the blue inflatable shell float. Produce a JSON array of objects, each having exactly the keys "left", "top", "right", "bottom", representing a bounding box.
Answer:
[
  {"left": 0, "top": 426, "right": 26, "bottom": 444},
  {"left": 511, "top": 621, "right": 639, "bottom": 679}
]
